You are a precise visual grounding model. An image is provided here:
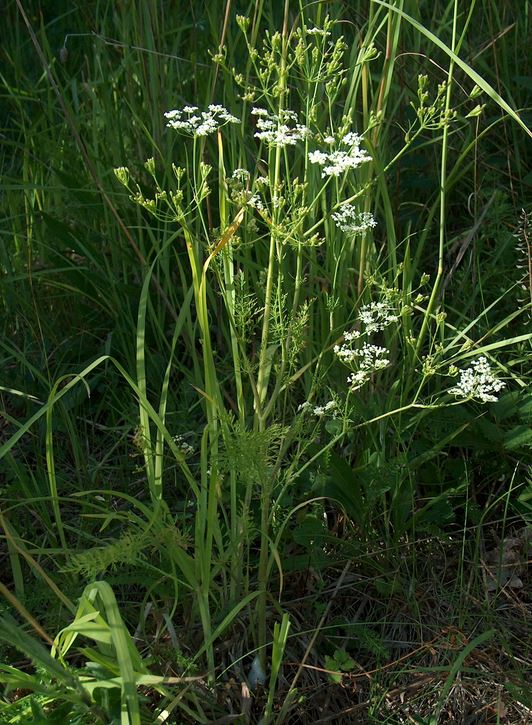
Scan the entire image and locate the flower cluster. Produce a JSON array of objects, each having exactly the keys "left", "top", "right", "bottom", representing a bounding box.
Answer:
[
  {"left": 114, "top": 166, "right": 129, "bottom": 186},
  {"left": 306, "top": 27, "right": 331, "bottom": 37},
  {"left": 252, "top": 107, "right": 310, "bottom": 147},
  {"left": 334, "top": 296, "right": 398, "bottom": 391},
  {"left": 248, "top": 194, "right": 264, "bottom": 210},
  {"left": 172, "top": 435, "right": 195, "bottom": 457},
  {"left": 308, "top": 132, "right": 371, "bottom": 176},
  {"left": 313, "top": 400, "right": 338, "bottom": 417},
  {"left": 232, "top": 168, "right": 250, "bottom": 183},
  {"left": 298, "top": 400, "right": 338, "bottom": 417},
  {"left": 448, "top": 357, "right": 506, "bottom": 403},
  {"left": 358, "top": 301, "right": 398, "bottom": 333},
  {"left": 332, "top": 204, "right": 377, "bottom": 235},
  {"left": 344, "top": 343, "right": 391, "bottom": 391},
  {"left": 164, "top": 104, "right": 239, "bottom": 137},
  {"left": 333, "top": 333, "right": 360, "bottom": 362},
  {"left": 345, "top": 344, "right": 391, "bottom": 391},
  {"left": 336, "top": 340, "right": 388, "bottom": 371}
]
